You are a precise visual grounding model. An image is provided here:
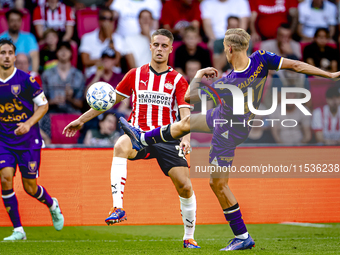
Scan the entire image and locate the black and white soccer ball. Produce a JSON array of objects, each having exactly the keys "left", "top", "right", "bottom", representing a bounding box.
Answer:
[{"left": 86, "top": 82, "right": 116, "bottom": 111}]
